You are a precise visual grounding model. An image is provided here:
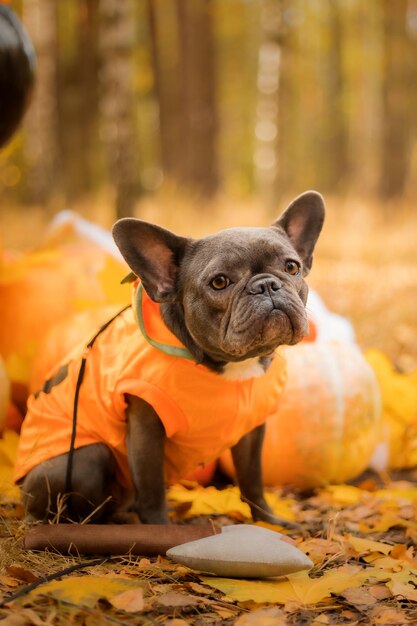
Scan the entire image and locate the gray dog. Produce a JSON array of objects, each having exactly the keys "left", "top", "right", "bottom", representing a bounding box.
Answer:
[{"left": 17, "top": 191, "right": 325, "bottom": 525}]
